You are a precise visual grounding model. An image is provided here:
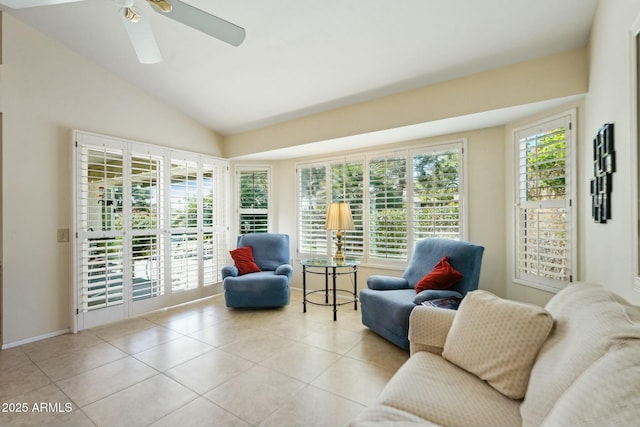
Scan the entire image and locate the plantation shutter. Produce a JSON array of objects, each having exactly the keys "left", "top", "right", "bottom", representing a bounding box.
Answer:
[
  {"left": 169, "top": 157, "right": 199, "bottom": 292},
  {"left": 77, "top": 143, "right": 125, "bottom": 311},
  {"left": 130, "top": 149, "right": 164, "bottom": 301},
  {"left": 202, "top": 161, "right": 224, "bottom": 286},
  {"left": 368, "top": 155, "right": 408, "bottom": 260},
  {"left": 298, "top": 165, "right": 327, "bottom": 255},
  {"left": 412, "top": 146, "right": 462, "bottom": 240},
  {"left": 515, "top": 116, "right": 572, "bottom": 289},
  {"left": 238, "top": 169, "right": 269, "bottom": 234},
  {"left": 331, "top": 161, "right": 364, "bottom": 257}
]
